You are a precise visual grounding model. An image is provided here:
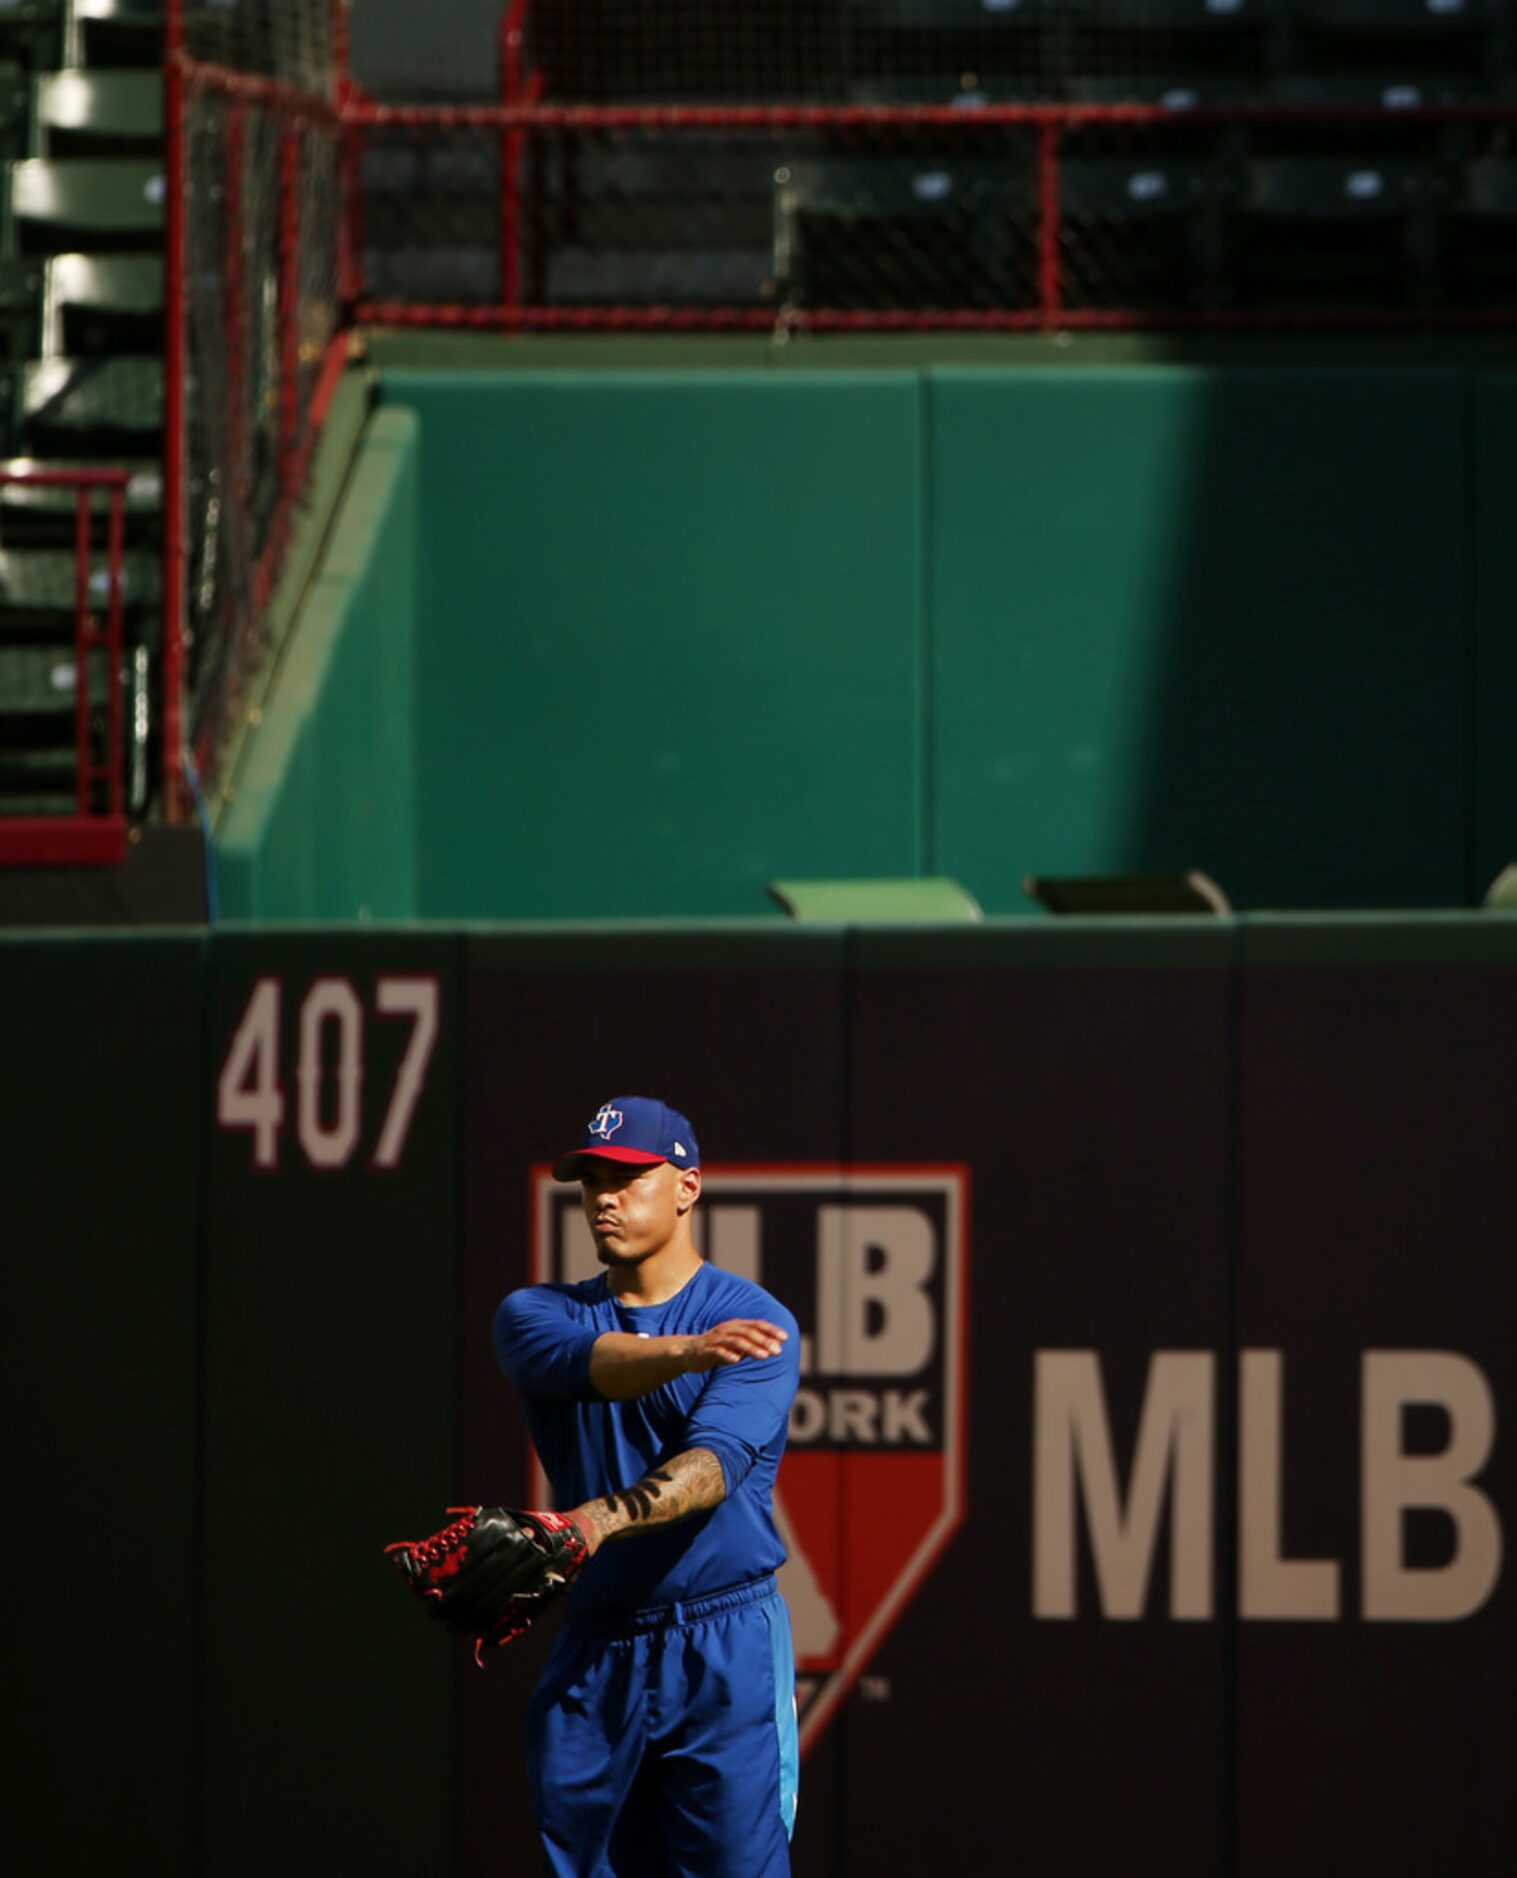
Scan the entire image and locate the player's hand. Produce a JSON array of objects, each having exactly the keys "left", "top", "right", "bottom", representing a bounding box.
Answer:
[{"left": 681, "top": 1319, "right": 789, "bottom": 1372}]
